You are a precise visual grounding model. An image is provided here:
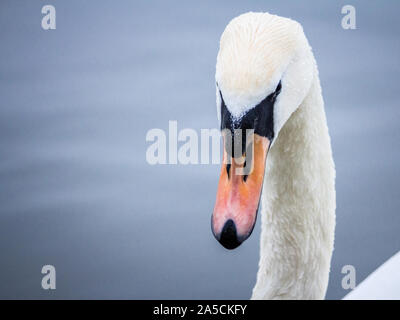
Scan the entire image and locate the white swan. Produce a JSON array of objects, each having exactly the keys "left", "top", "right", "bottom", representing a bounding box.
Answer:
[{"left": 211, "top": 12, "right": 336, "bottom": 300}]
